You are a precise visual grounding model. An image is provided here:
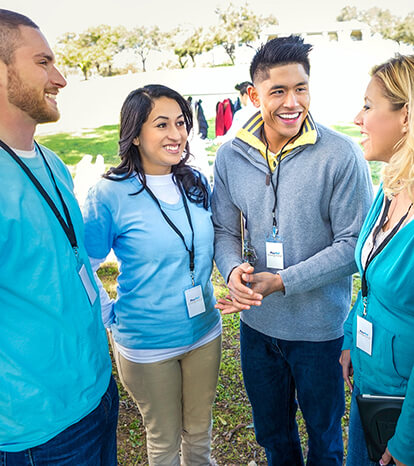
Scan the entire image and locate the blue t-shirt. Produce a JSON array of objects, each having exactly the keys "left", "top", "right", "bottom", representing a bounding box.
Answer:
[
  {"left": 83, "top": 173, "right": 220, "bottom": 349},
  {"left": 0, "top": 145, "right": 111, "bottom": 452}
]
